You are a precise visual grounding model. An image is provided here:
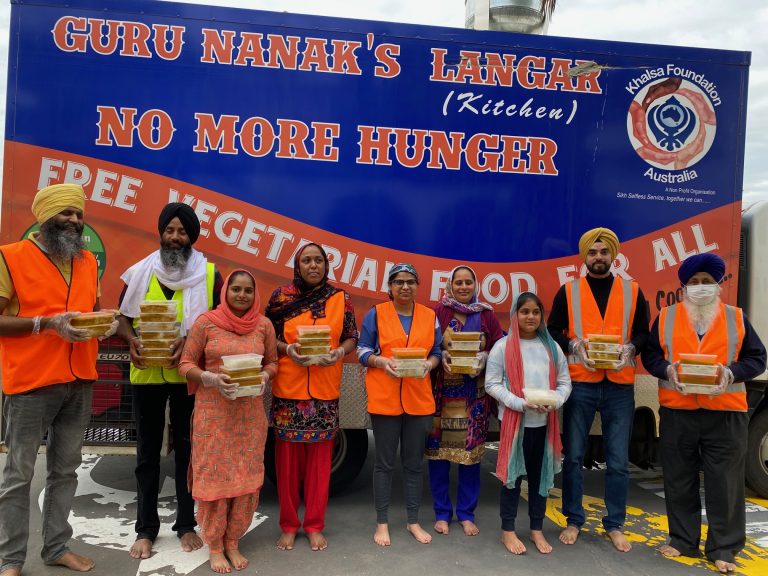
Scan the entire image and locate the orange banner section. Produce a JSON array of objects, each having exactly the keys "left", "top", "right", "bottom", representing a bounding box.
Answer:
[{"left": 1, "top": 142, "right": 741, "bottom": 332}]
